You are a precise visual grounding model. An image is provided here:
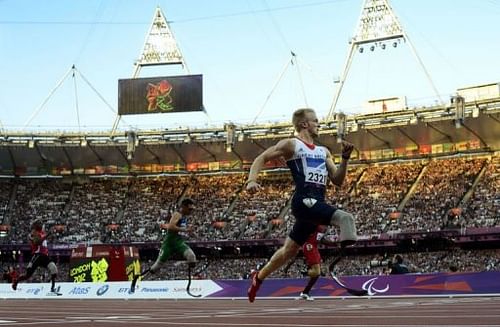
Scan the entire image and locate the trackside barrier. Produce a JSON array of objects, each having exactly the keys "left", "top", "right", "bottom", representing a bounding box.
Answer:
[
  {"left": 1, "top": 271, "right": 499, "bottom": 299},
  {"left": 0, "top": 280, "right": 221, "bottom": 299},
  {"left": 209, "top": 271, "right": 500, "bottom": 298}
]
